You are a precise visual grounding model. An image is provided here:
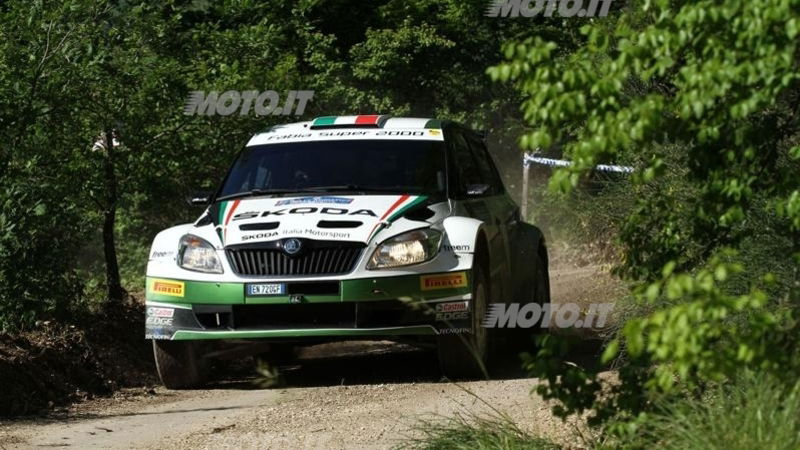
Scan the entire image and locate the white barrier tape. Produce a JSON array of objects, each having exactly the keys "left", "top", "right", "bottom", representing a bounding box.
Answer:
[{"left": 523, "top": 154, "right": 634, "bottom": 173}]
